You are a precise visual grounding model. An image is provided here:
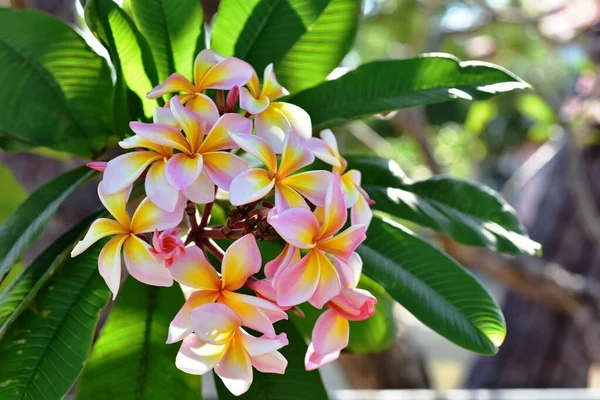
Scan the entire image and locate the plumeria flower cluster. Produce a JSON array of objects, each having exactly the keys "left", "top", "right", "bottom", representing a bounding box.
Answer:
[{"left": 71, "top": 49, "right": 376, "bottom": 396}]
